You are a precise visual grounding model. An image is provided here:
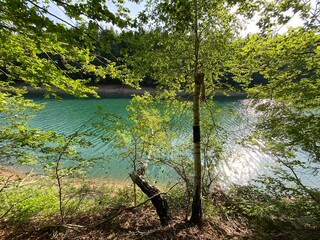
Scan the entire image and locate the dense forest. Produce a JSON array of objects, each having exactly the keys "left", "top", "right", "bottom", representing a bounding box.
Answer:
[{"left": 0, "top": 0, "right": 319, "bottom": 239}]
